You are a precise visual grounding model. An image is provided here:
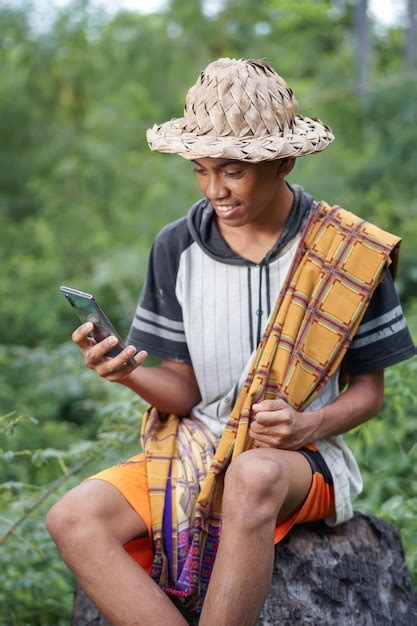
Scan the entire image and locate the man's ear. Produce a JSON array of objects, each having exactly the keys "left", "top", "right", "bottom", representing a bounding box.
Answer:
[{"left": 278, "top": 157, "right": 296, "bottom": 177}]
